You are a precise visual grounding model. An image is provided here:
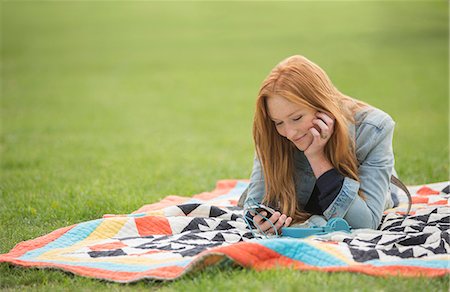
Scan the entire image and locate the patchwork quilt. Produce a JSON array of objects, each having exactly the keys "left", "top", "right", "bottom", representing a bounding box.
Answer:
[{"left": 1, "top": 180, "right": 449, "bottom": 282}]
